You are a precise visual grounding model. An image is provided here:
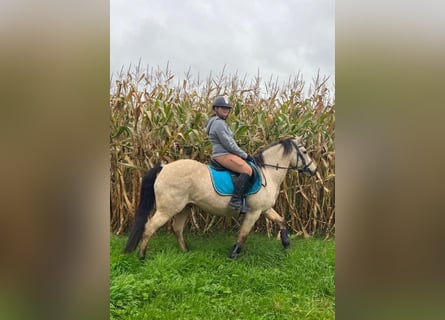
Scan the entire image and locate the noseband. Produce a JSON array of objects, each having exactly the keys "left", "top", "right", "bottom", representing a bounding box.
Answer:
[{"left": 293, "top": 141, "right": 314, "bottom": 173}]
